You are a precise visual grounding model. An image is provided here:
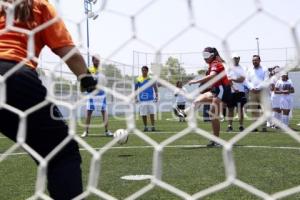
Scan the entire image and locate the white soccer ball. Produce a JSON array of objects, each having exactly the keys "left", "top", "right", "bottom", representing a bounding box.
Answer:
[{"left": 113, "top": 129, "right": 129, "bottom": 145}]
